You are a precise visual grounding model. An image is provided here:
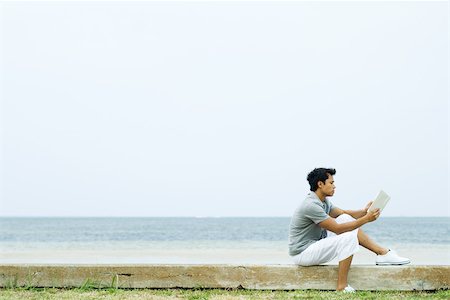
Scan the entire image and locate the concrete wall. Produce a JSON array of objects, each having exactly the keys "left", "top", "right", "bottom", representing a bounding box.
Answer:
[{"left": 0, "top": 264, "right": 449, "bottom": 291}]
